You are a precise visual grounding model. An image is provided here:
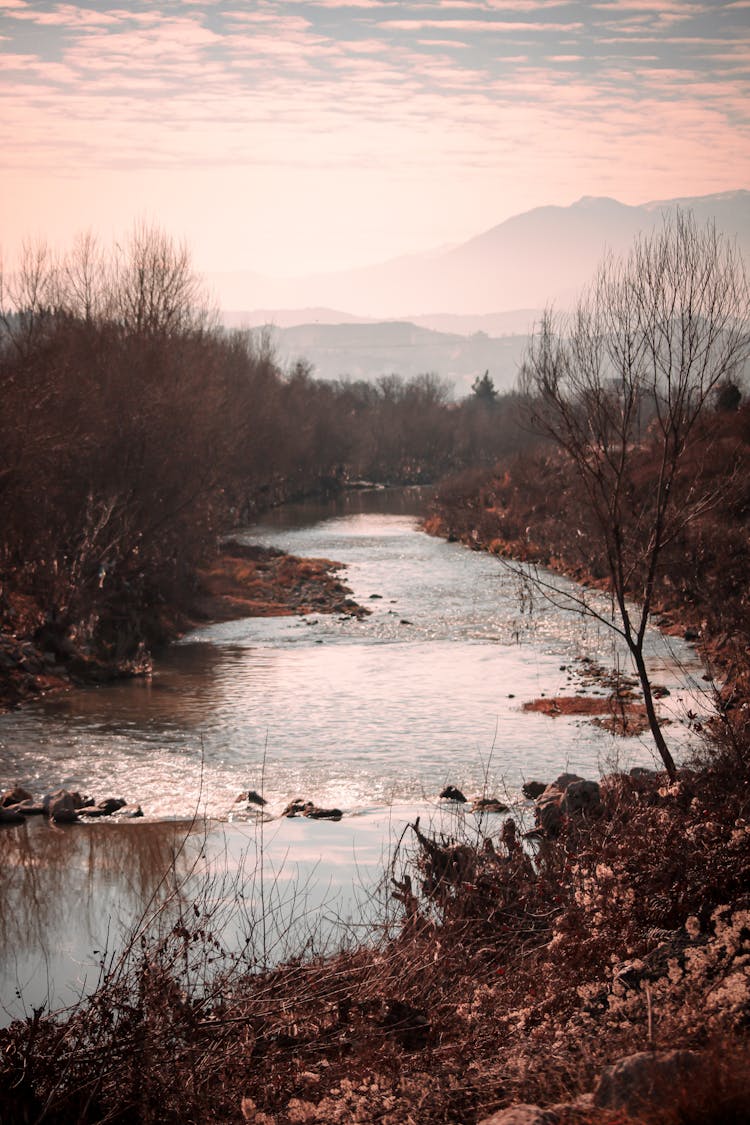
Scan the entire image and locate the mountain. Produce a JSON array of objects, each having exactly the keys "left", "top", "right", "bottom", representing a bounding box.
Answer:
[
  {"left": 221, "top": 307, "right": 378, "bottom": 329},
  {"left": 223, "top": 308, "right": 543, "bottom": 337},
  {"left": 210, "top": 190, "right": 750, "bottom": 319}
]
